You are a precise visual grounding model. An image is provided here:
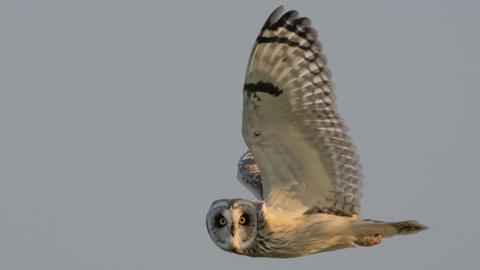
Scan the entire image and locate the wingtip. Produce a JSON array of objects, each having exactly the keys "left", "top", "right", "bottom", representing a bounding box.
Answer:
[
  {"left": 274, "top": 5, "right": 285, "bottom": 11},
  {"left": 263, "top": 5, "right": 285, "bottom": 29}
]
